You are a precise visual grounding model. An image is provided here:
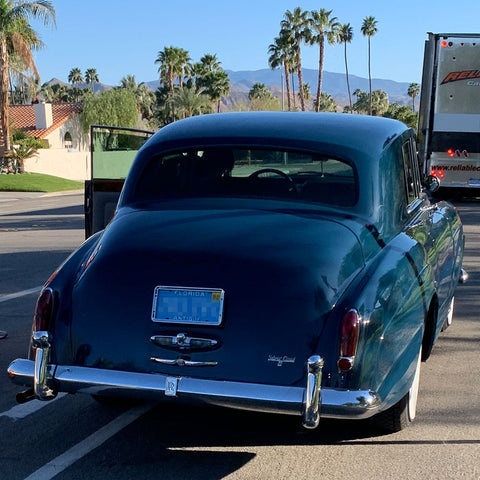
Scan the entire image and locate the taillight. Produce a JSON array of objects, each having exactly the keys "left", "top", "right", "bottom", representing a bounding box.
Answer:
[
  {"left": 431, "top": 168, "right": 444, "bottom": 179},
  {"left": 447, "top": 148, "right": 469, "bottom": 158},
  {"left": 338, "top": 309, "right": 360, "bottom": 372},
  {"left": 34, "top": 288, "right": 53, "bottom": 331}
]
